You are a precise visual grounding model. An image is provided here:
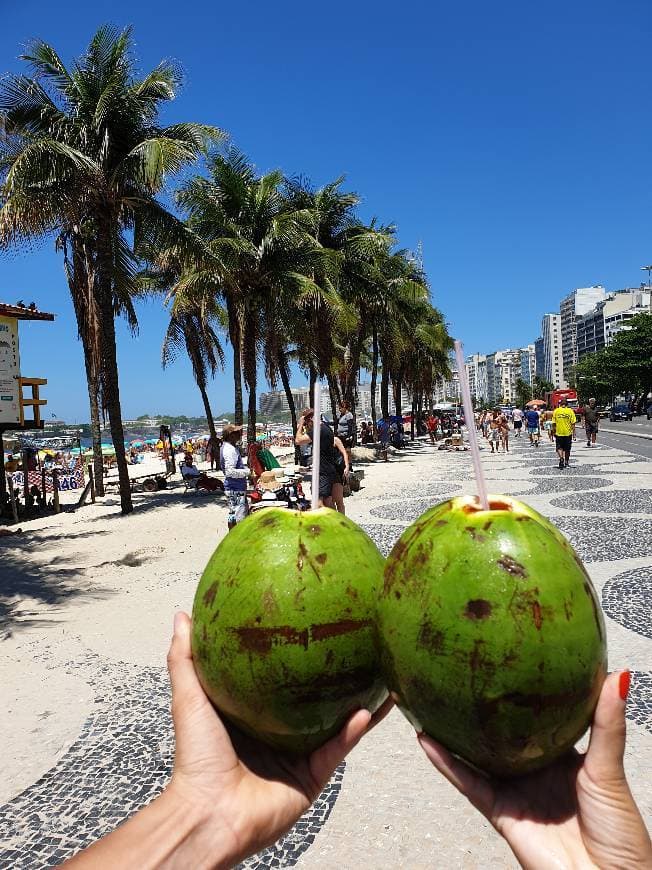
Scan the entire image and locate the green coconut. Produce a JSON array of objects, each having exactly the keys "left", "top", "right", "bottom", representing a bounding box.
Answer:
[
  {"left": 377, "top": 494, "right": 607, "bottom": 777},
  {"left": 192, "top": 506, "right": 388, "bottom": 755}
]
